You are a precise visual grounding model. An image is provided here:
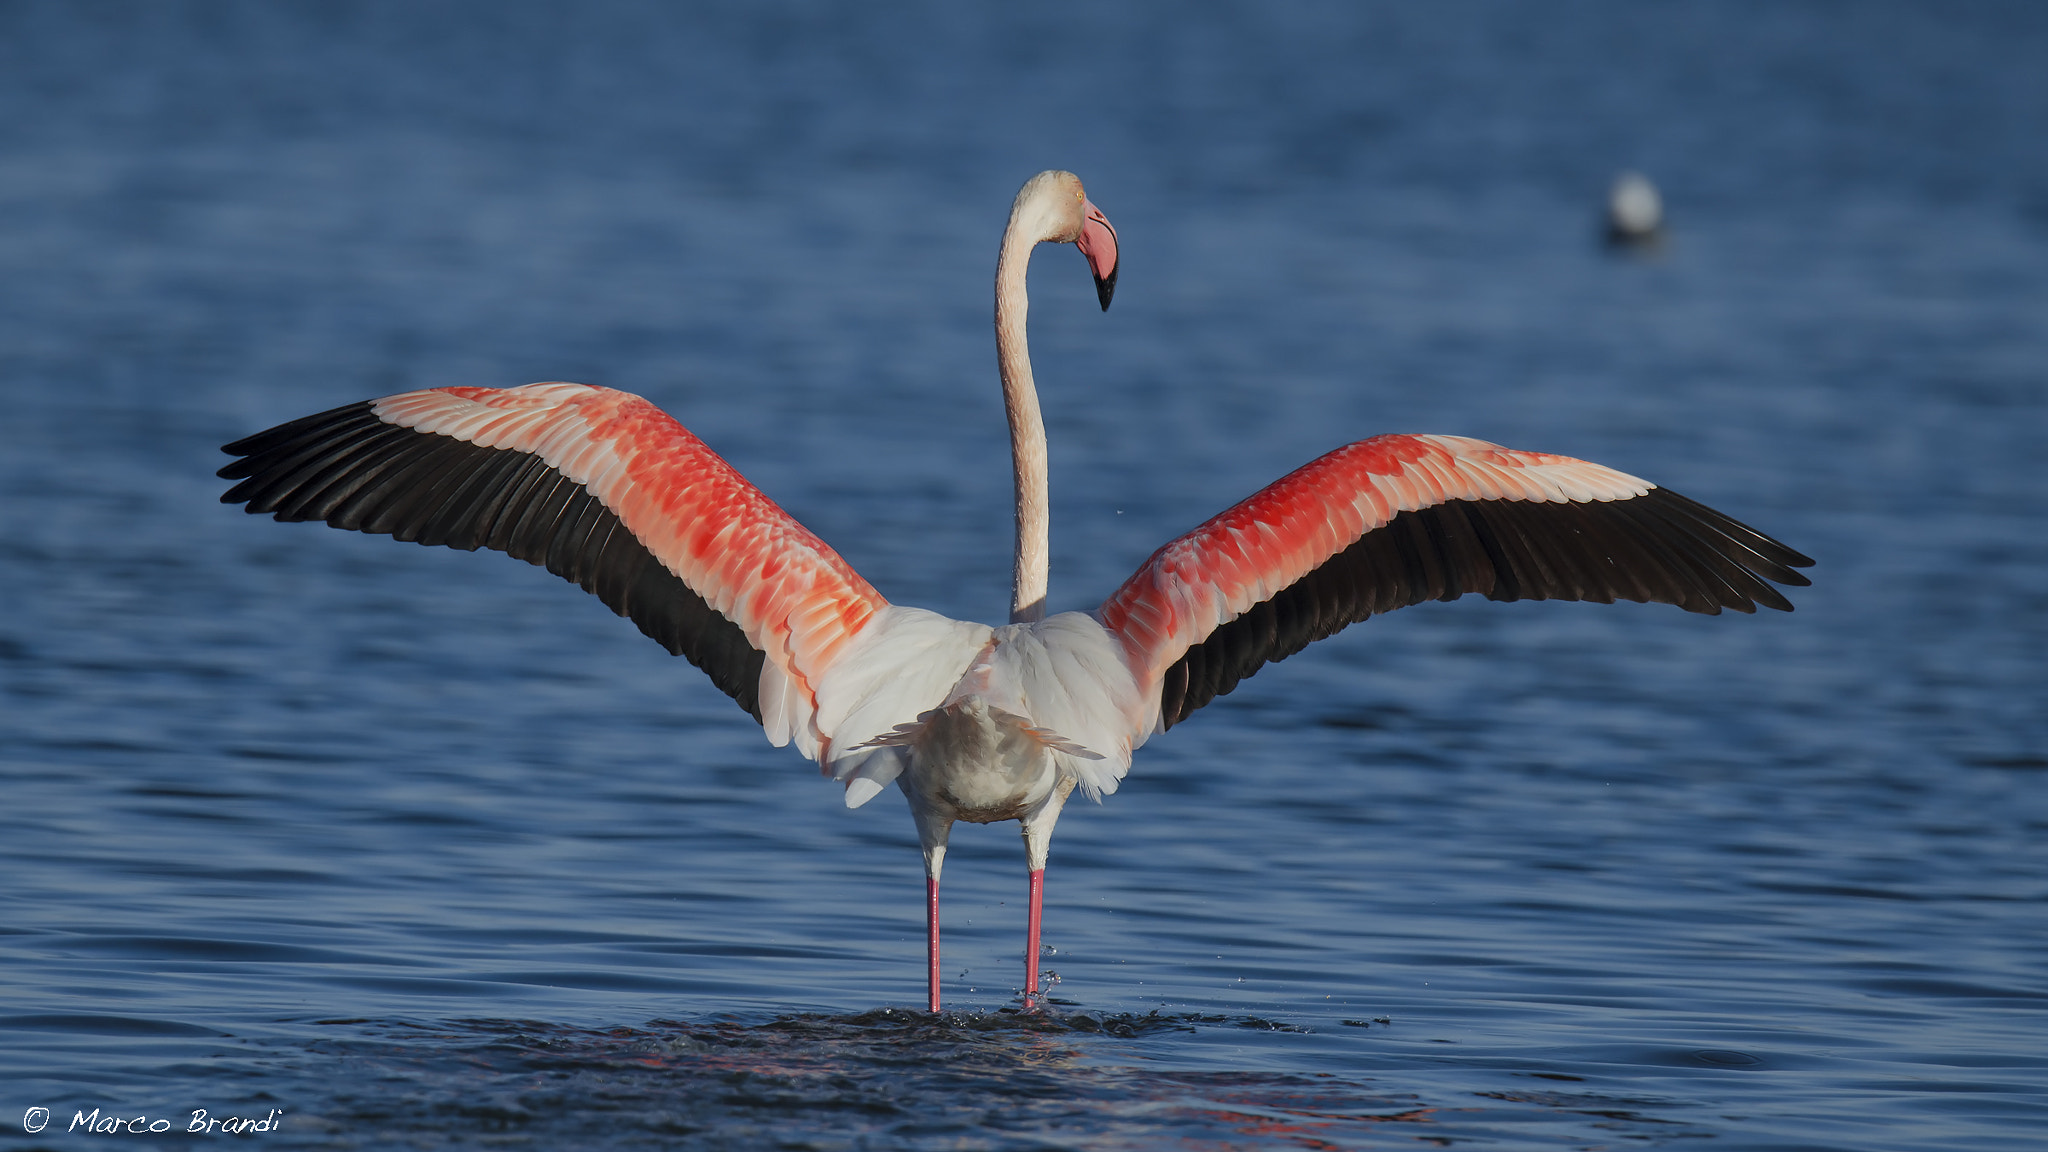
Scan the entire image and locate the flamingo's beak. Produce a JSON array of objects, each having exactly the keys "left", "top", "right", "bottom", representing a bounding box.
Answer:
[{"left": 1076, "top": 200, "right": 1119, "bottom": 311}]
